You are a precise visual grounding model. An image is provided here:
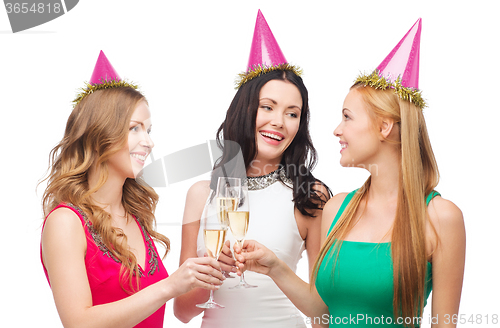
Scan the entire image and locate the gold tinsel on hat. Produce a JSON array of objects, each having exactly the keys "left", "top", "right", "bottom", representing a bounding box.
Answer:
[
  {"left": 235, "top": 63, "right": 302, "bottom": 89},
  {"left": 354, "top": 71, "right": 426, "bottom": 109},
  {"left": 72, "top": 79, "right": 138, "bottom": 107}
]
